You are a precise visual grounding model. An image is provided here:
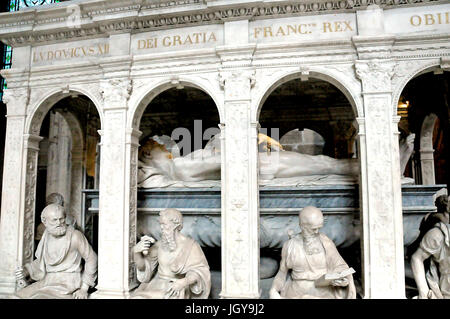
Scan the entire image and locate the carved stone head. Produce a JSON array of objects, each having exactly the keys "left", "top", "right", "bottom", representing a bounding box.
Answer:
[
  {"left": 435, "top": 195, "right": 449, "bottom": 214},
  {"left": 299, "top": 206, "right": 324, "bottom": 237},
  {"left": 41, "top": 204, "right": 67, "bottom": 237},
  {"left": 159, "top": 208, "right": 183, "bottom": 232},
  {"left": 159, "top": 208, "right": 183, "bottom": 251},
  {"left": 45, "top": 192, "right": 65, "bottom": 207}
]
